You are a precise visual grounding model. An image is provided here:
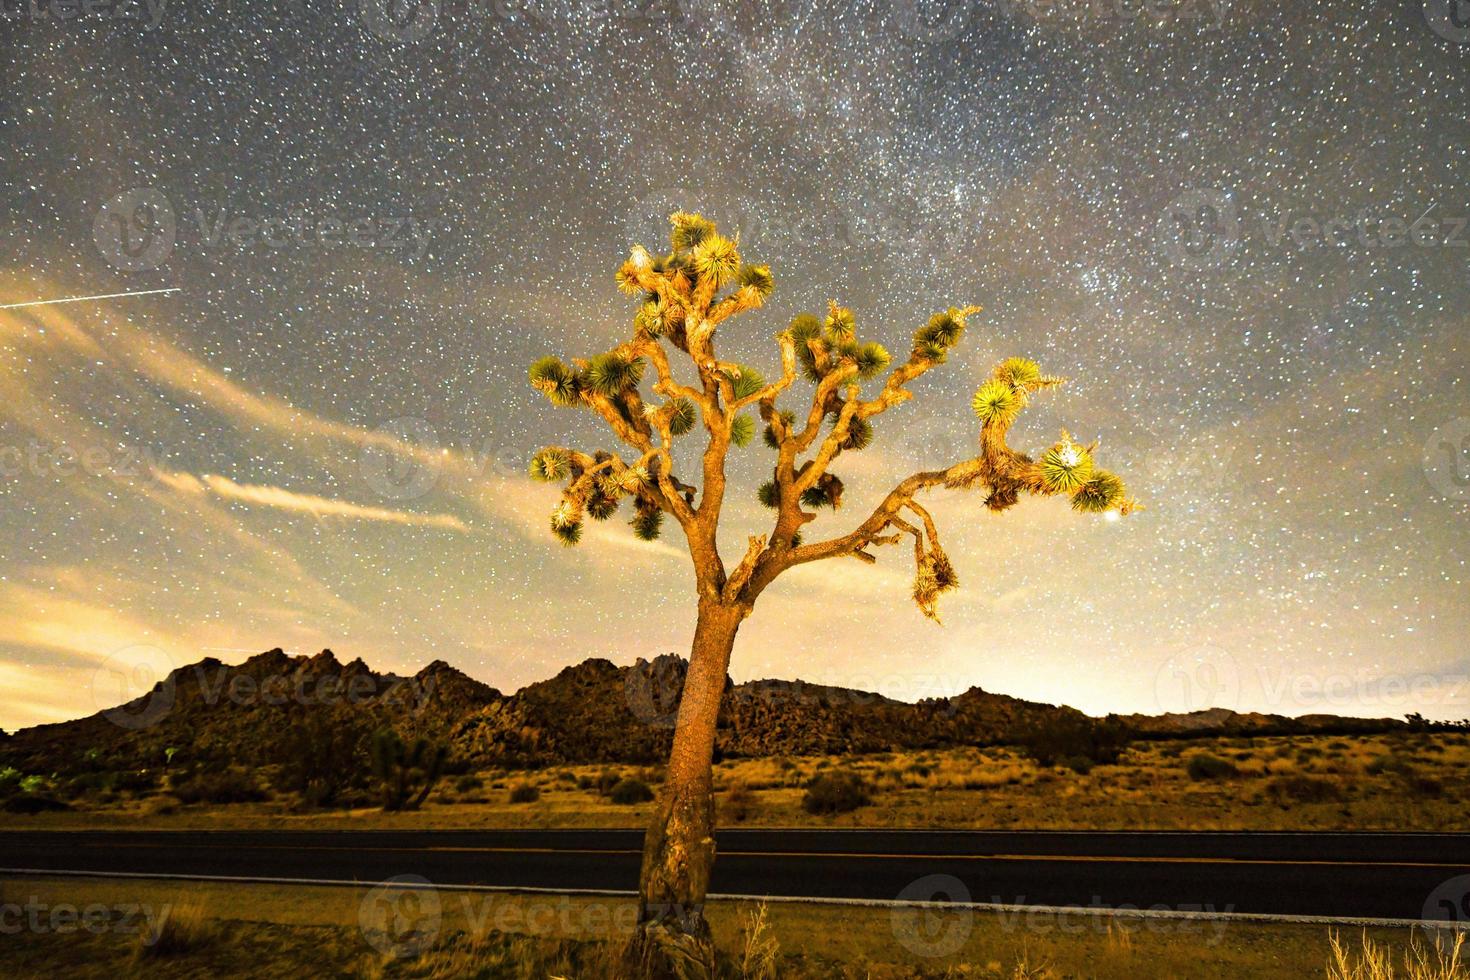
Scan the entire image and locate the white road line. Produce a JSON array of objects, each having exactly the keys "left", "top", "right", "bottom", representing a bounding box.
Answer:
[{"left": 2, "top": 867, "right": 1464, "bottom": 931}]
